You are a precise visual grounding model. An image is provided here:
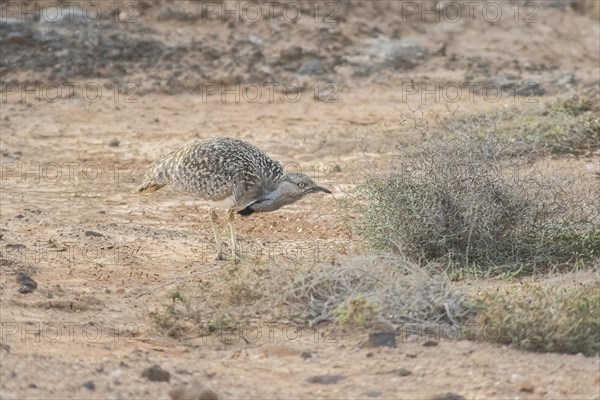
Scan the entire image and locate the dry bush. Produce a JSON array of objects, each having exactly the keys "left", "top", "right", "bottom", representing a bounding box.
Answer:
[
  {"left": 508, "top": 95, "right": 600, "bottom": 156},
  {"left": 149, "top": 256, "right": 470, "bottom": 335},
  {"left": 437, "top": 95, "right": 600, "bottom": 157},
  {"left": 473, "top": 282, "right": 600, "bottom": 356},
  {"left": 358, "top": 115, "right": 600, "bottom": 274},
  {"left": 237, "top": 256, "right": 469, "bottom": 328}
]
